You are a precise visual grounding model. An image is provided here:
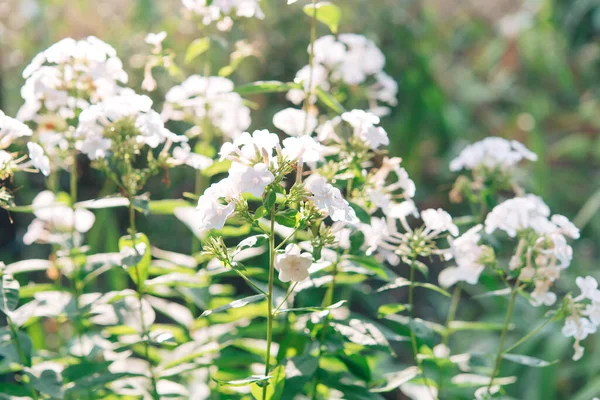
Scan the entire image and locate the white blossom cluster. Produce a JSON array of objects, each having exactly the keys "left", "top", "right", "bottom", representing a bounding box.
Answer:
[
  {"left": 75, "top": 92, "right": 187, "bottom": 160},
  {"left": 19, "top": 36, "right": 128, "bottom": 123},
  {"left": 450, "top": 136, "right": 538, "bottom": 172},
  {"left": 0, "top": 110, "right": 49, "bottom": 179},
  {"left": 182, "top": 0, "right": 264, "bottom": 31},
  {"left": 562, "top": 276, "right": 600, "bottom": 360},
  {"left": 23, "top": 191, "right": 95, "bottom": 245},
  {"left": 162, "top": 75, "right": 251, "bottom": 139},
  {"left": 287, "top": 34, "right": 397, "bottom": 116},
  {"left": 197, "top": 129, "right": 357, "bottom": 232},
  {"left": 485, "top": 195, "right": 579, "bottom": 307}
]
